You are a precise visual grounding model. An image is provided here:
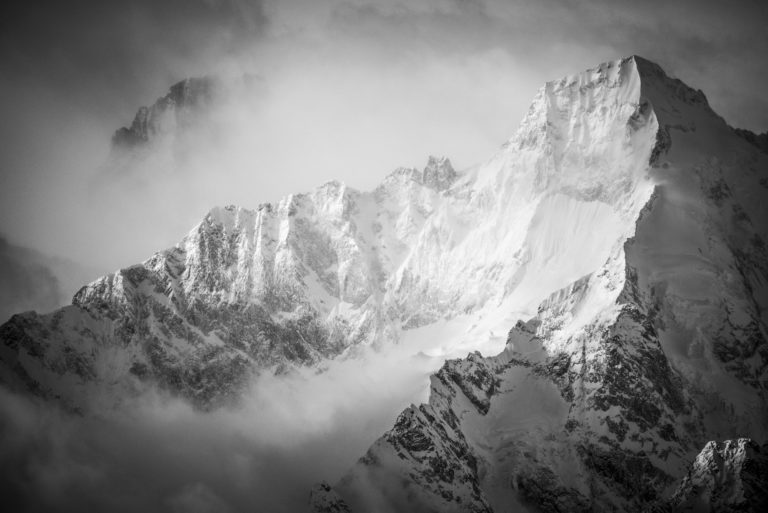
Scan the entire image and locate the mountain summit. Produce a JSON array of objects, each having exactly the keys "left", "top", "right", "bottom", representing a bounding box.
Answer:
[
  {"left": 308, "top": 56, "right": 768, "bottom": 512},
  {"left": 1, "top": 56, "right": 766, "bottom": 510}
]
